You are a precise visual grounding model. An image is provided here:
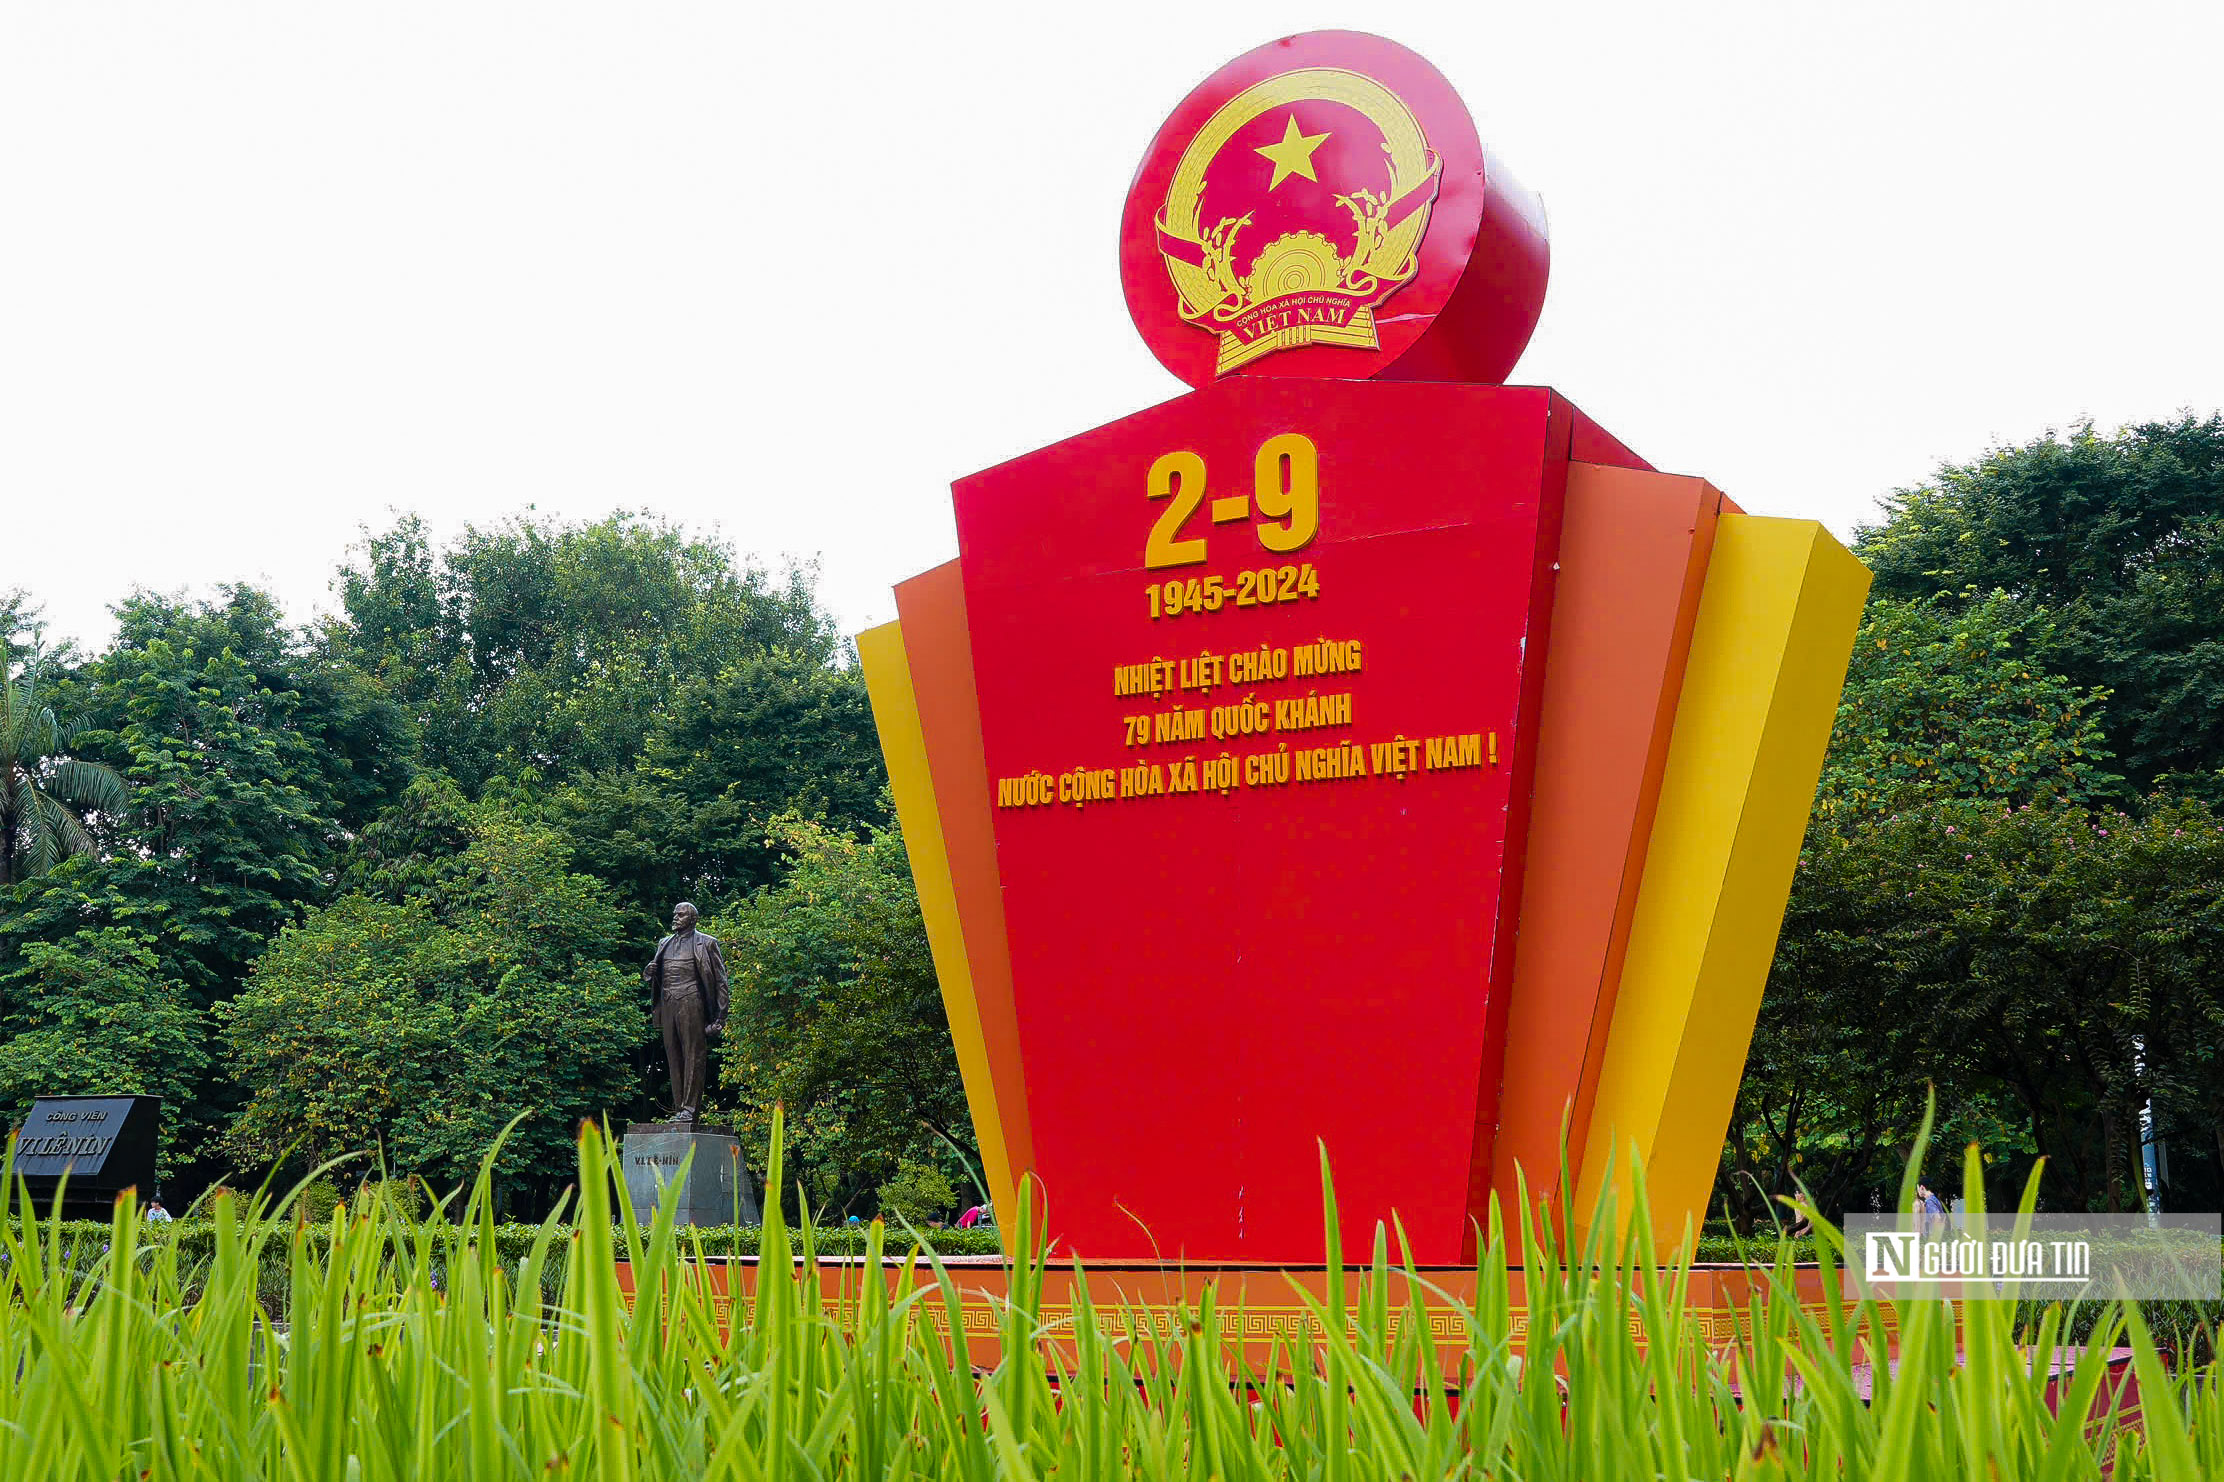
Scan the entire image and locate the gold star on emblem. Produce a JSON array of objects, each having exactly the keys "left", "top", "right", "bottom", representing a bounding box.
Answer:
[{"left": 1254, "top": 114, "right": 1331, "bottom": 191}]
